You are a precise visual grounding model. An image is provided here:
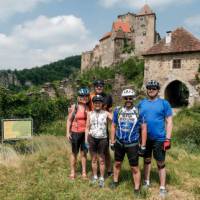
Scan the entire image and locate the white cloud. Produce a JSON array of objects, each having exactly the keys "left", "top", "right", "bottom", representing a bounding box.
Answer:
[
  {"left": 0, "top": 0, "right": 62, "bottom": 20},
  {"left": 0, "top": 15, "right": 97, "bottom": 69},
  {"left": 99, "top": 0, "right": 194, "bottom": 9}
]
